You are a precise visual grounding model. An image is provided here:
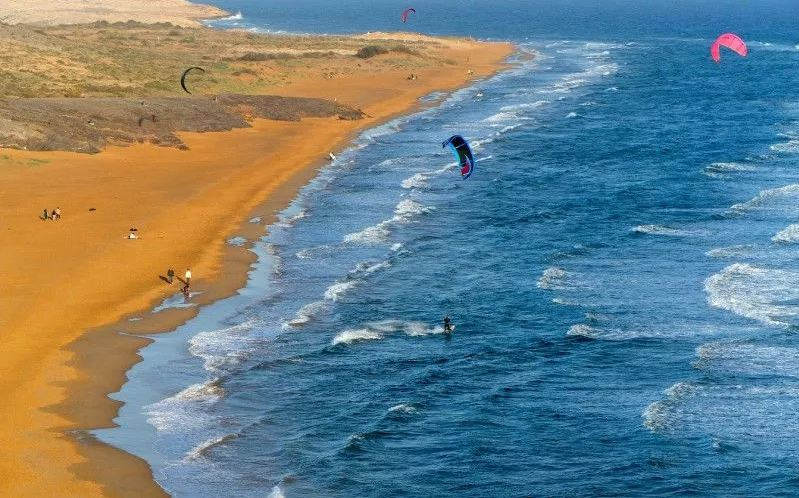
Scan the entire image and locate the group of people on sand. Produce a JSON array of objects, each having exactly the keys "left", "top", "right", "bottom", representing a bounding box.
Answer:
[
  {"left": 166, "top": 267, "right": 192, "bottom": 298},
  {"left": 42, "top": 207, "right": 61, "bottom": 221}
]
